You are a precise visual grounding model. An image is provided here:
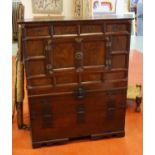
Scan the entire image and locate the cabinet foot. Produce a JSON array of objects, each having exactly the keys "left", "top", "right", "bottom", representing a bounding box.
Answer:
[
  {"left": 91, "top": 130, "right": 125, "bottom": 140},
  {"left": 32, "top": 138, "right": 69, "bottom": 148},
  {"left": 135, "top": 96, "right": 142, "bottom": 112}
]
